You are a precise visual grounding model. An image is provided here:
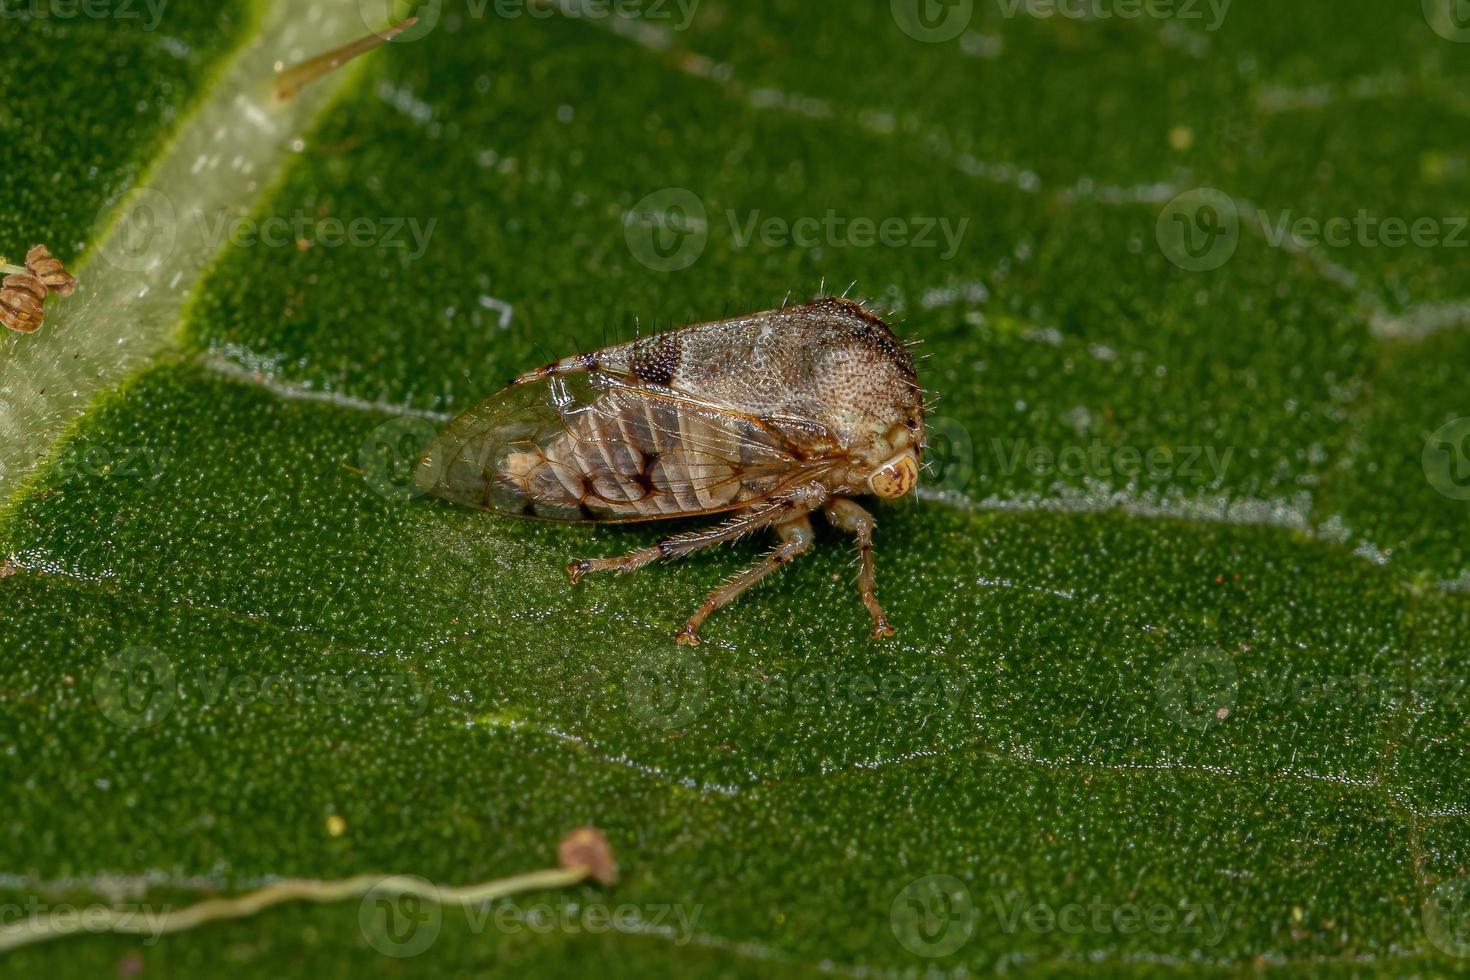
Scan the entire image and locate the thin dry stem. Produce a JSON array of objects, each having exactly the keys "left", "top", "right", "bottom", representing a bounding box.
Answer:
[{"left": 0, "top": 826, "right": 615, "bottom": 953}]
